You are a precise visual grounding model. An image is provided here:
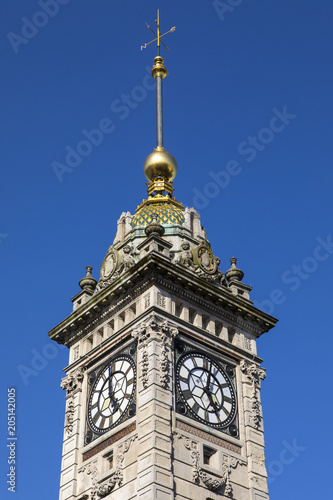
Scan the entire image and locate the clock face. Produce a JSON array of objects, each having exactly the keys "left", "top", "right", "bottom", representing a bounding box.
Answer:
[
  {"left": 176, "top": 352, "right": 237, "bottom": 429},
  {"left": 87, "top": 354, "right": 136, "bottom": 434}
]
